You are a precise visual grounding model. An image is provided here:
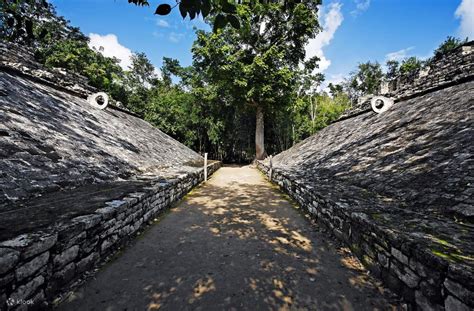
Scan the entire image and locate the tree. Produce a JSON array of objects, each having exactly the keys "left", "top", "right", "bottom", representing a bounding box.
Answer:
[
  {"left": 399, "top": 56, "right": 423, "bottom": 76},
  {"left": 128, "top": 0, "right": 304, "bottom": 32},
  {"left": 385, "top": 60, "right": 399, "bottom": 80},
  {"left": 328, "top": 83, "right": 343, "bottom": 97},
  {"left": 192, "top": 1, "right": 321, "bottom": 159},
  {"left": 1, "top": 0, "right": 87, "bottom": 46},
  {"left": 347, "top": 61, "right": 384, "bottom": 97},
  {"left": 36, "top": 39, "right": 127, "bottom": 103},
  {"left": 126, "top": 52, "right": 158, "bottom": 88},
  {"left": 433, "top": 36, "right": 468, "bottom": 60}
]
